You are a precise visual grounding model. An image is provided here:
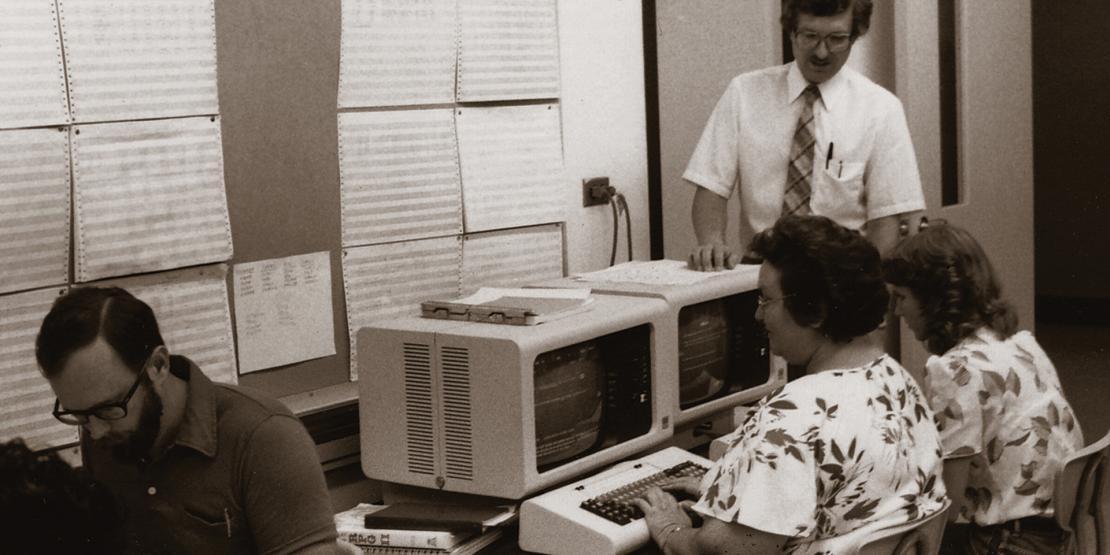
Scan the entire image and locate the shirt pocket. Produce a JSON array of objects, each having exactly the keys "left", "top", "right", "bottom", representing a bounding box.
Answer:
[
  {"left": 811, "top": 161, "right": 866, "bottom": 229},
  {"left": 180, "top": 505, "right": 251, "bottom": 553}
]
